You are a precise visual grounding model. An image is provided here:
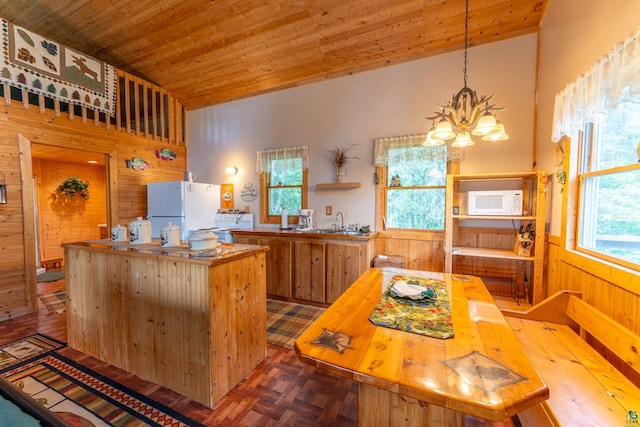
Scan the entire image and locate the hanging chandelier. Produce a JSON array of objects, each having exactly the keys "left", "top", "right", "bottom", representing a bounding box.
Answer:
[{"left": 424, "top": 0, "right": 509, "bottom": 147}]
